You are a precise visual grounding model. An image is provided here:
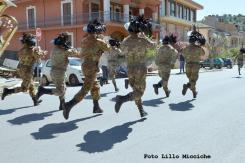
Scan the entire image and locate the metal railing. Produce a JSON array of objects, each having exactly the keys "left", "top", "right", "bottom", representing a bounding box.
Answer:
[{"left": 18, "top": 11, "right": 160, "bottom": 30}]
